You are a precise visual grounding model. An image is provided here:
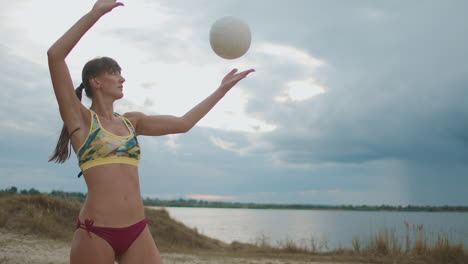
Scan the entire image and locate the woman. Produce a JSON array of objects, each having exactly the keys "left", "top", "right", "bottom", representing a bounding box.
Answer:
[{"left": 47, "top": 0, "right": 254, "bottom": 263}]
